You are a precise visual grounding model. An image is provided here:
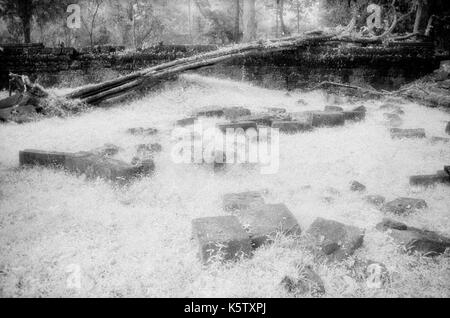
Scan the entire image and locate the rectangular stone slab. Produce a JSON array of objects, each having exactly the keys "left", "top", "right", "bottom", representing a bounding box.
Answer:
[
  {"left": 410, "top": 171, "right": 450, "bottom": 186},
  {"left": 390, "top": 128, "right": 426, "bottom": 139},
  {"left": 344, "top": 111, "right": 366, "bottom": 122},
  {"left": 192, "top": 216, "right": 253, "bottom": 264},
  {"left": 271, "top": 121, "right": 313, "bottom": 134},
  {"left": 19, "top": 149, "right": 70, "bottom": 167},
  {"left": 65, "top": 153, "right": 152, "bottom": 182},
  {"left": 223, "top": 191, "right": 265, "bottom": 212},
  {"left": 311, "top": 111, "right": 345, "bottom": 128},
  {"left": 234, "top": 204, "right": 301, "bottom": 248},
  {"left": 216, "top": 121, "right": 258, "bottom": 133}
]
